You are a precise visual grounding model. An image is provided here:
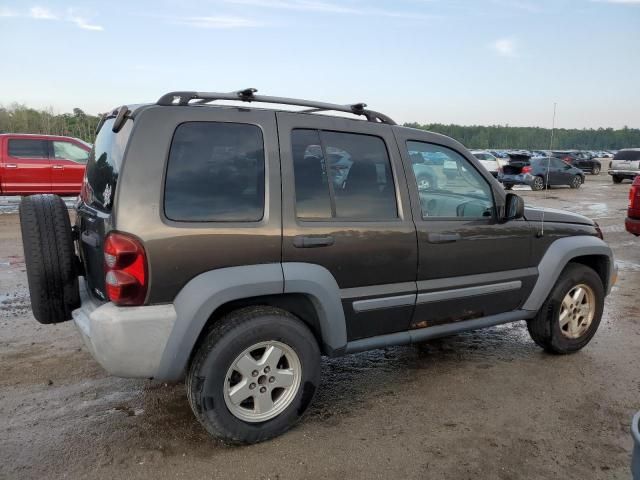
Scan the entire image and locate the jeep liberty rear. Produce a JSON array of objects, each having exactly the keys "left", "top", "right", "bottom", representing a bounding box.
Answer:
[{"left": 19, "top": 89, "right": 616, "bottom": 444}]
